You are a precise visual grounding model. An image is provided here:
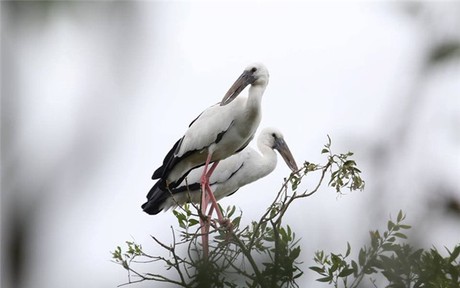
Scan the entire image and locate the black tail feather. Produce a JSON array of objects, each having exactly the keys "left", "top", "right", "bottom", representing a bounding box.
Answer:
[
  {"left": 152, "top": 137, "right": 182, "bottom": 180},
  {"left": 142, "top": 180, "right": 169, "bottom": 215}
]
